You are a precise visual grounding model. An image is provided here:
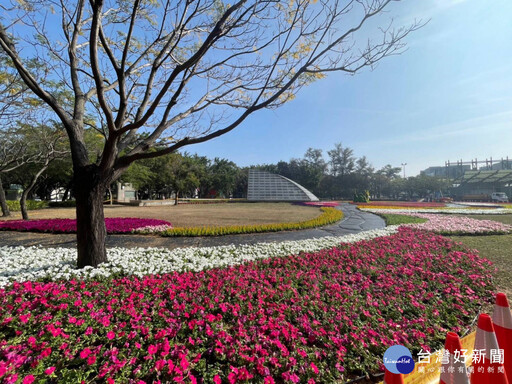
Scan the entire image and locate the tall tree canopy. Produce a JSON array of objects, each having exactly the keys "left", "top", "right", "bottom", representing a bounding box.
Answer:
[
  {"left": 328, "top": 142, "right": 355, "bottom": 177},
  {"left": 0, "top": 0, "right": 421, "bottom": 267}
]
